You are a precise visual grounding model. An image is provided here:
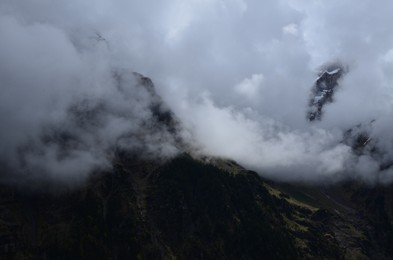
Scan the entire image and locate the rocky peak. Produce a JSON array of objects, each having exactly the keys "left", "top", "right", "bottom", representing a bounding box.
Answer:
[{"left": 307, "top": 63, "right": 345, "bottom": 121}]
